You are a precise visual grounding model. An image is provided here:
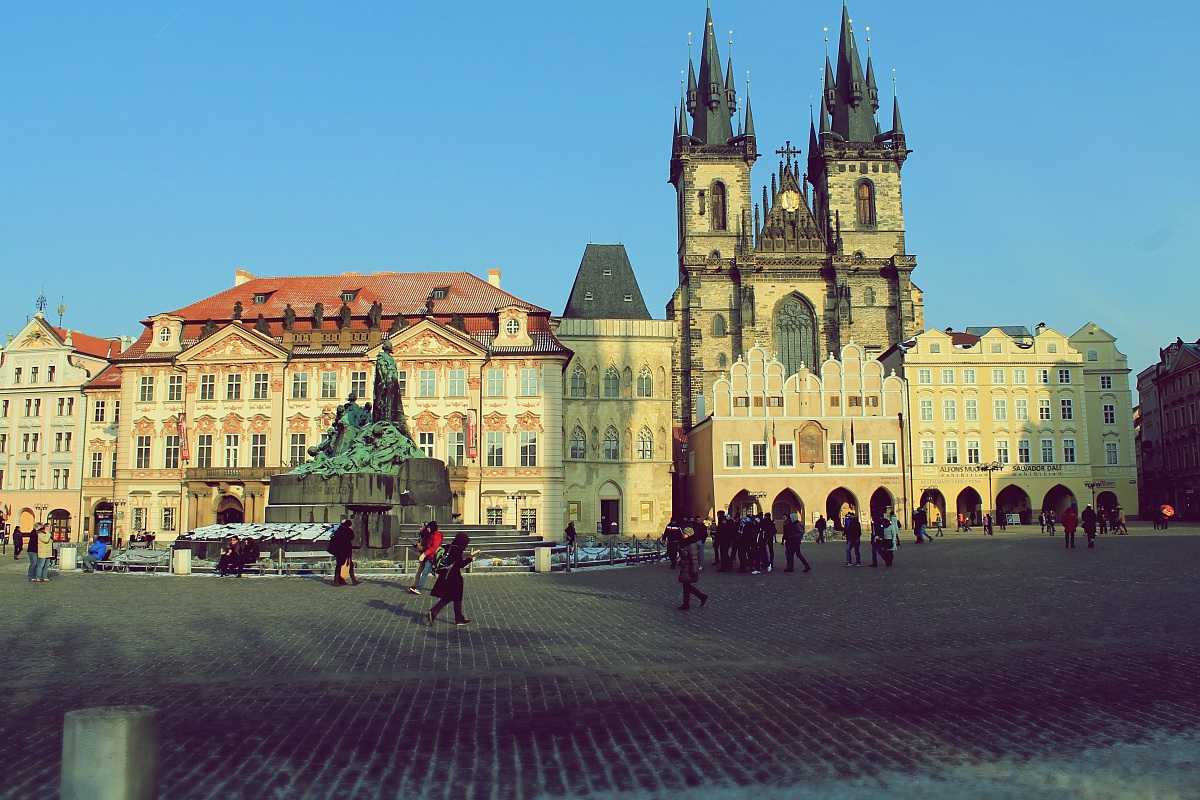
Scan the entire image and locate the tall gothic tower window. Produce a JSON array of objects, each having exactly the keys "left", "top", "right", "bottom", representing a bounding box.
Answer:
[
  {"left": 569, "top": 427, "right": 586, "bottom": 459},
  {"left": 603, "top": 427, "right": 620, "bottom": 460},
  {"left": 711, "top": 182, "right": 727, "bottom": 231},
  {"left": 712, "top": 314, "right": 726, "bottom": 337},
  {"left": 570, "top": 366, "right": 587, "bottom": 397},
  {"left": 776, "top": 297, "right": 818, "bottom": 376},
  {"left": 603, "top": 368, "right": 620, "bottom": 398},
  {"left": 856, "top": 181, "right": 876, "bottom": 226}
]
